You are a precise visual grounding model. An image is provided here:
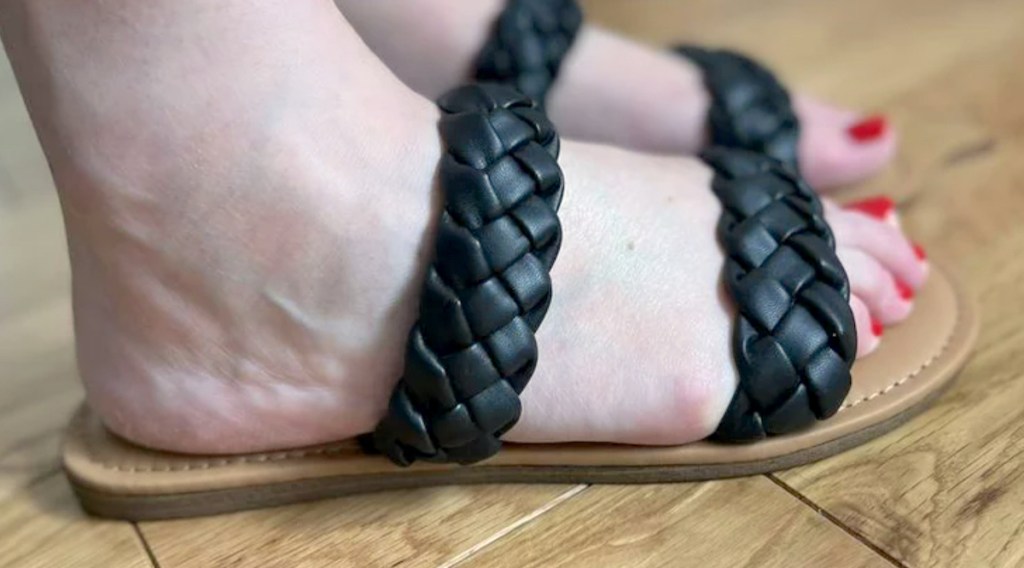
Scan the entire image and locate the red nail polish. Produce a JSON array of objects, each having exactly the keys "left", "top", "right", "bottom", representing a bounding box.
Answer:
[
  {"left": 848, "top": 115, "right": 888, "bottom": 142},
  {"left": 846, "top": 196, "right": 895, "bottom": 220},
  {"left": 913, "top": 243, "right": 927, "bottom": 261},
  {"left": 895, "top": 280, "right": 914, "bottom": 301},
  {"left": 871, "top": 318, "right": 884, "bottom": 337}
]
